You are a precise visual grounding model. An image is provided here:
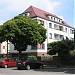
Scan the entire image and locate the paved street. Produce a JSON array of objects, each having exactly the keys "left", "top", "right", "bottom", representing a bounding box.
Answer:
[{"left": 0, "top": 67, "right": 75, "bottom": 75}]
